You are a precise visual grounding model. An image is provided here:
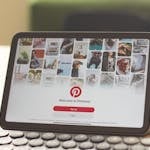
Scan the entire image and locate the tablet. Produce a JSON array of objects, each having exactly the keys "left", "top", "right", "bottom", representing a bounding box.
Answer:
[{"left": 1, "top": 32, "right": 150, "bottom": 135}]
